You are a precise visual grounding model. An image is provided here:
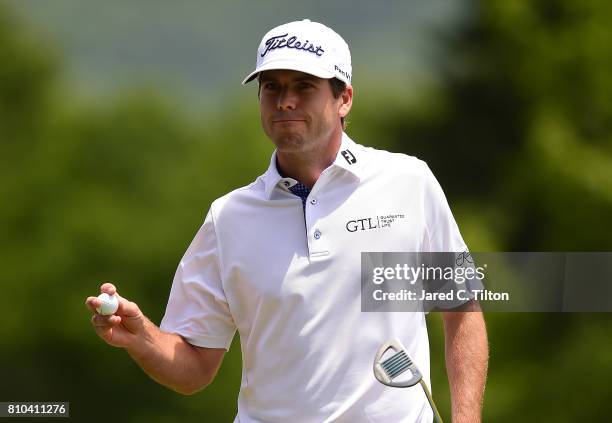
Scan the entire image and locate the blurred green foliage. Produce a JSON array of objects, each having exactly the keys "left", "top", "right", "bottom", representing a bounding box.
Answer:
[{"left": 1, "top": 1, "right": 611, "bottom": 422}]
